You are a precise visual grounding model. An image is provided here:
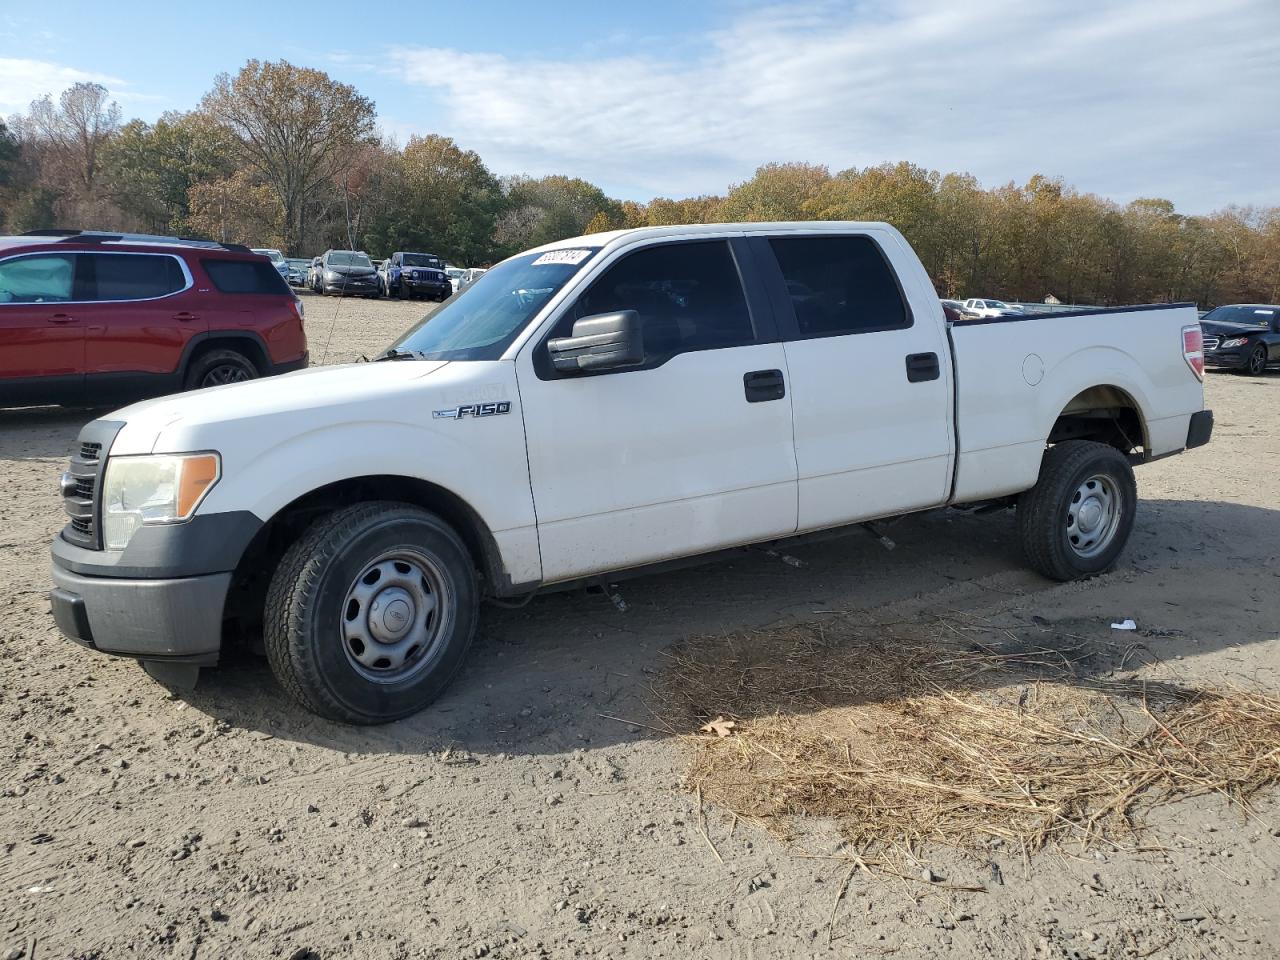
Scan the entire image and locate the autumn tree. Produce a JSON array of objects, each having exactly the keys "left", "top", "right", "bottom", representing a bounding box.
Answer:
[
  {"left": 720, "top": 162, "right": 829, "bottom": 221},
  {"left": 363, "top": 135, "right": 502, "bottom": 263},
  {"left": 200, "top": 60, "right": 375, "bottom": 252},
  {"left": 25, "top": 82, "right": 121, "bottom": 193}
]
